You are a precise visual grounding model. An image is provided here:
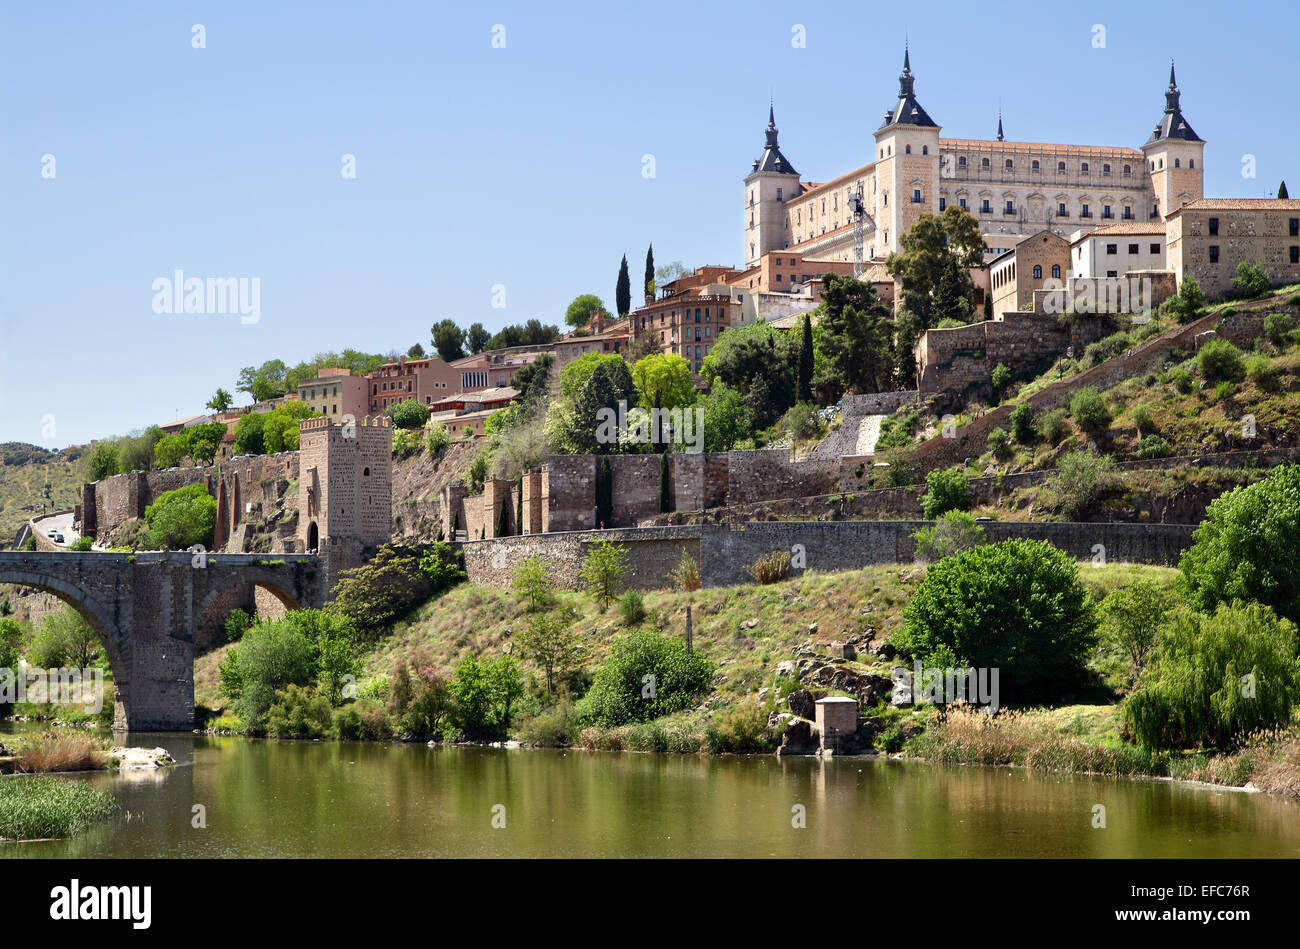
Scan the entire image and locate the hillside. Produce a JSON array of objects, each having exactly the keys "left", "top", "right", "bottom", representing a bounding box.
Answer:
[{"left": 0, "top": 442, "right": 85, "bottom": 544}]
